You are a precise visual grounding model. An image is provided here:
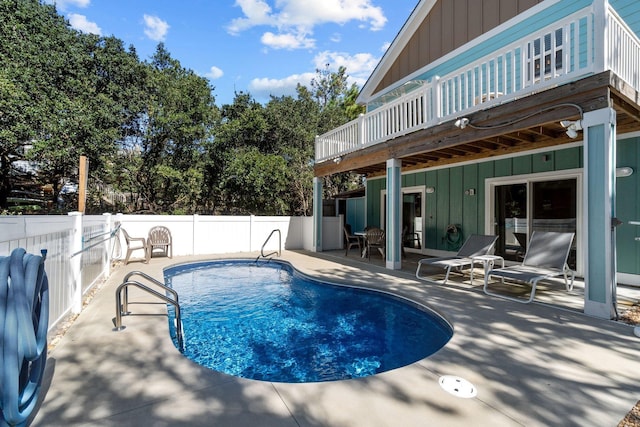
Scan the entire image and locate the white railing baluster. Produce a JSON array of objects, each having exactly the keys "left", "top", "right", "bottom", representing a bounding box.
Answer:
[{"left": 313, "top": 5, "right": 639, "bottom": 164}]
